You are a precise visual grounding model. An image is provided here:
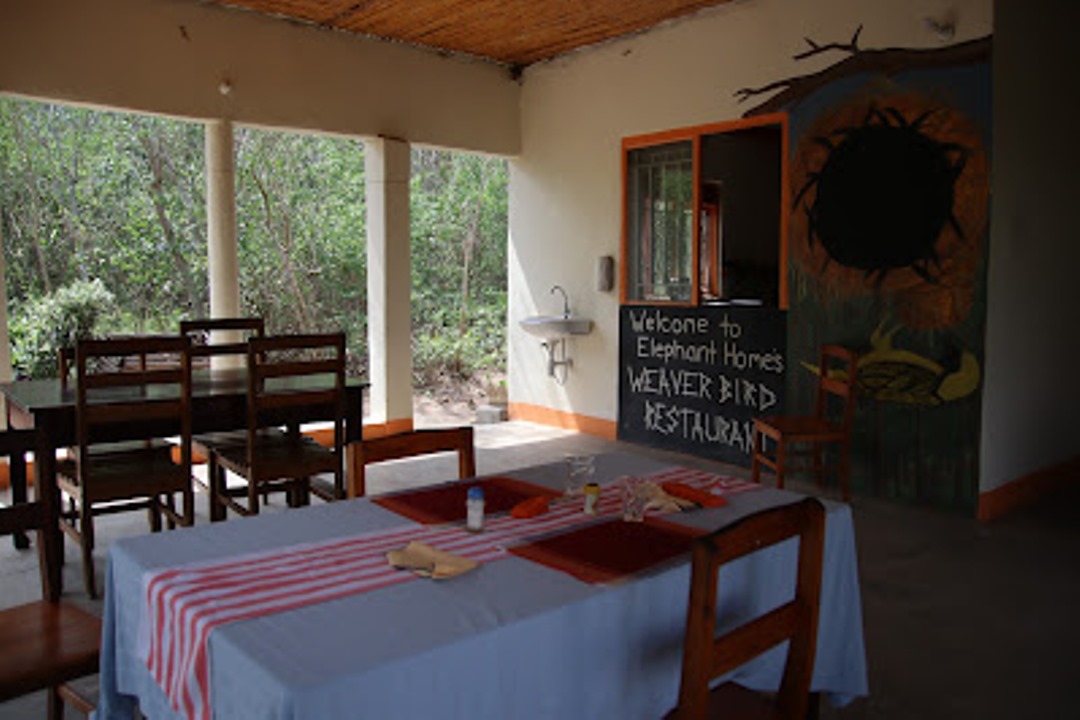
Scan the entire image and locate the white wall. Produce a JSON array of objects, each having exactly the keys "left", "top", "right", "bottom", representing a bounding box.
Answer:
[
  {"left": 980, "top": 0, "right": 1080, "bottom": 492},
  {"left": 510, "top": 0, "right": 993, "bottom": 423},
  {"left": 0, "top": 0, "right": 519, "bottom": 153}
]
